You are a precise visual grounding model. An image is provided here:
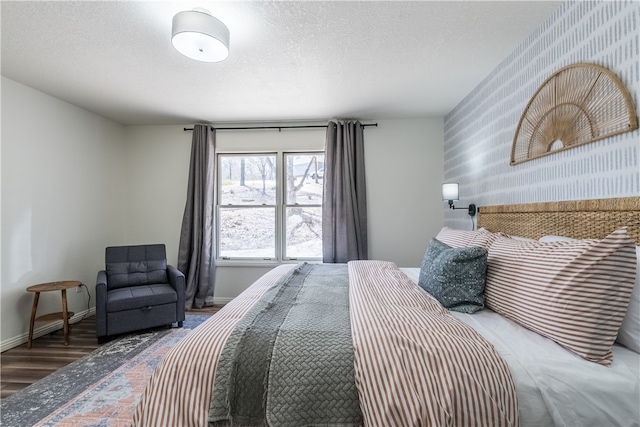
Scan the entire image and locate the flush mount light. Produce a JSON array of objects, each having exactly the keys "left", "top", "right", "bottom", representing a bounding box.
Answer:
[{"left": 171, "top": 8, "right": 229, "bottom": 63}]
